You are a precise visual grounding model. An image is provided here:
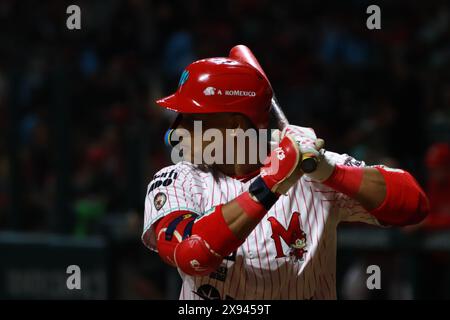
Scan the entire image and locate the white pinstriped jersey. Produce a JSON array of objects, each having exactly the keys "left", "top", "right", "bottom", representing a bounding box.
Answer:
[{"left": 142, "top": 151, "right": 381, "bottom": 300}]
